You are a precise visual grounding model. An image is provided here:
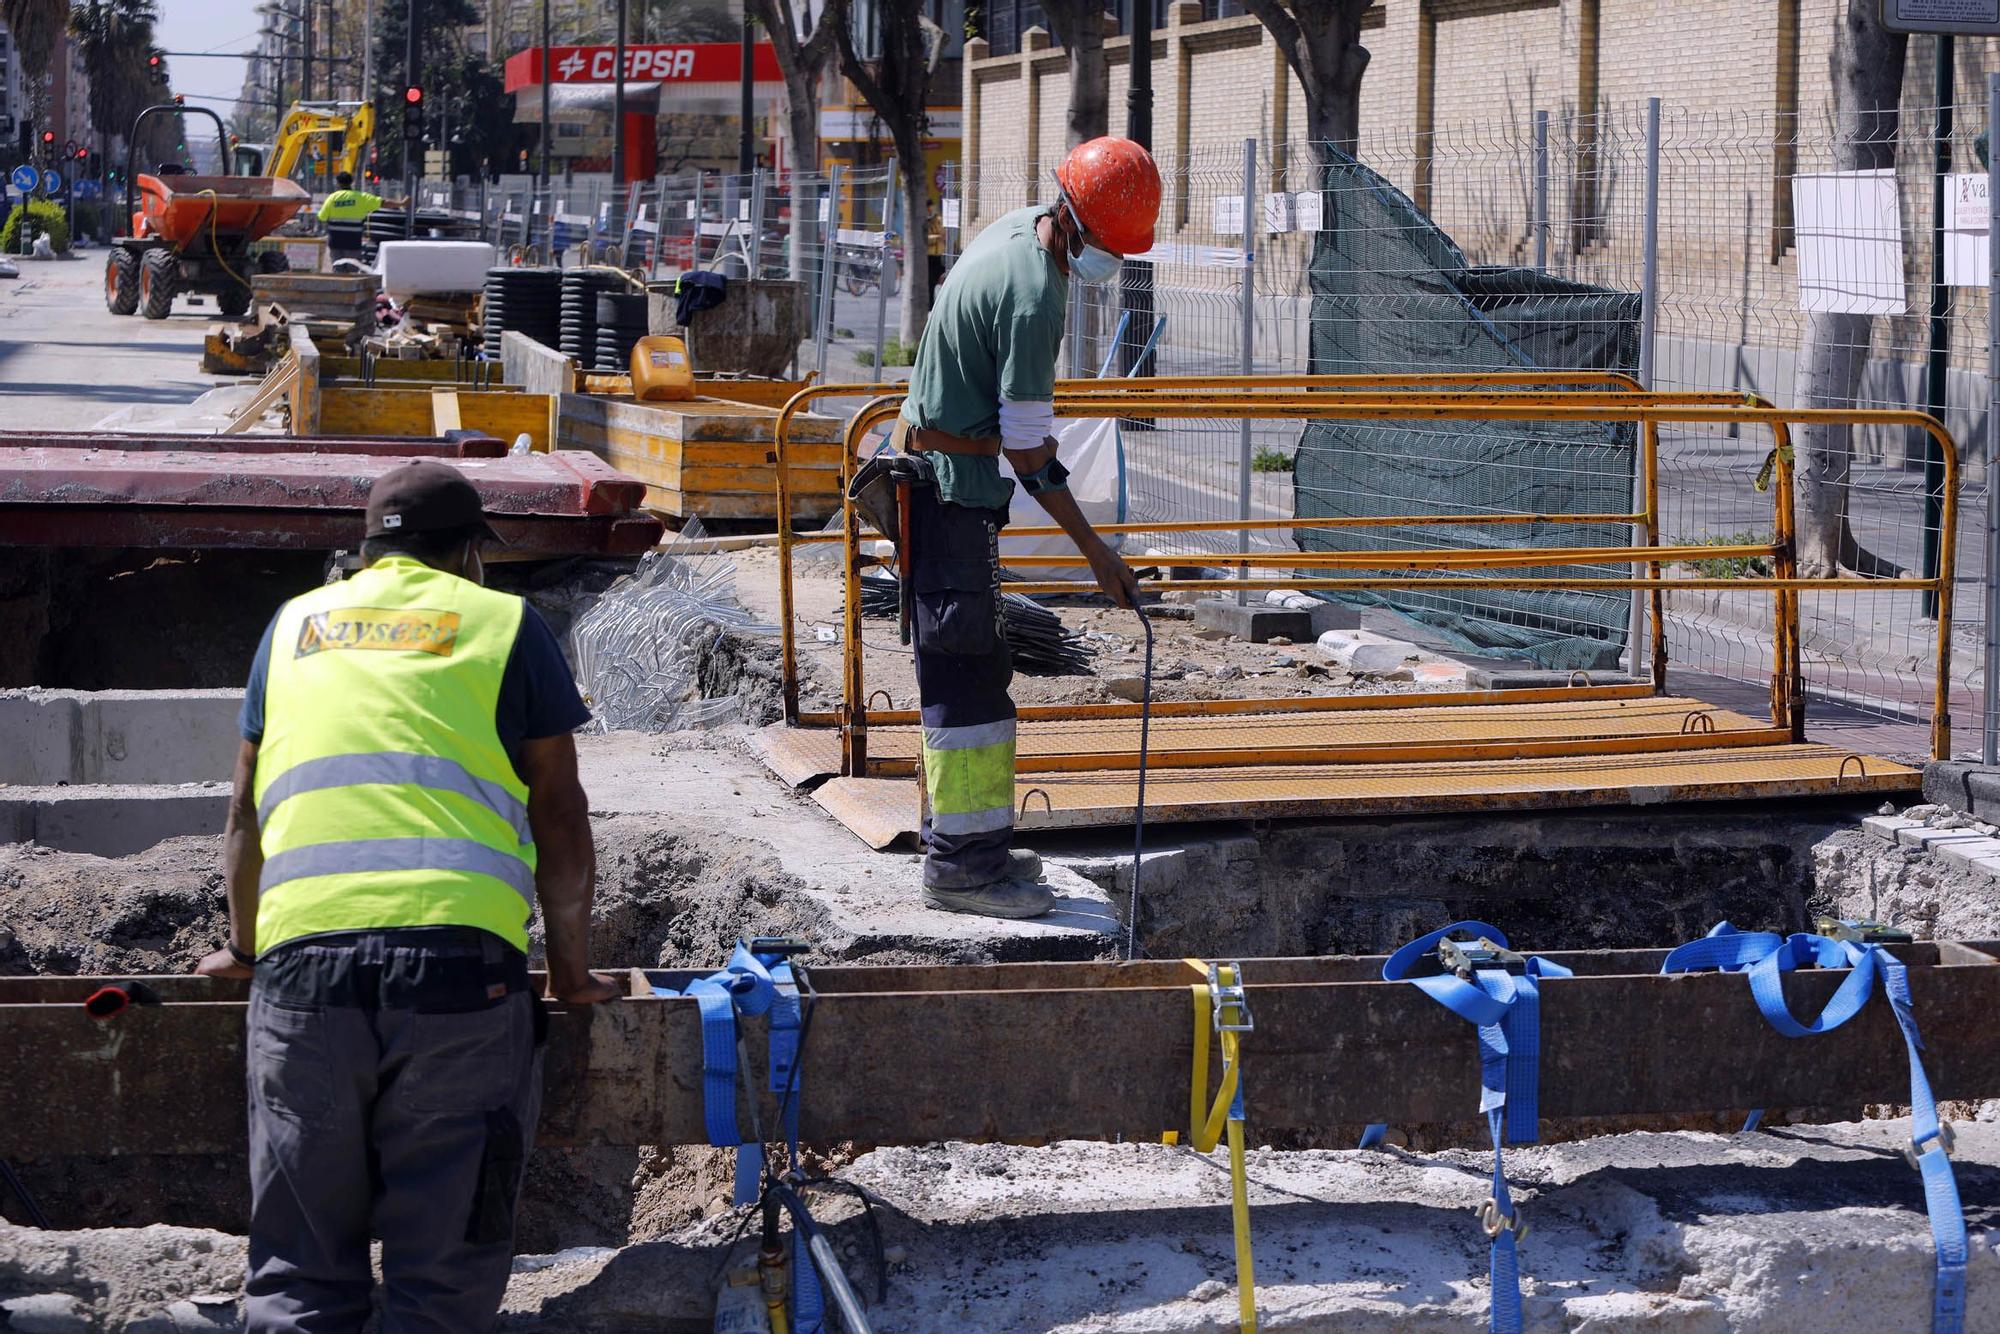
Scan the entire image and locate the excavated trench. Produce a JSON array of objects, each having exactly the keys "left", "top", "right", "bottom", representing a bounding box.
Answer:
[{"left": 0, "top": 777, "right": 1891, "bottom": 1256}]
